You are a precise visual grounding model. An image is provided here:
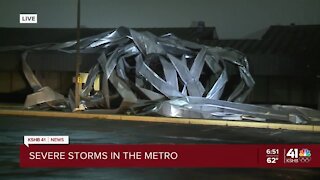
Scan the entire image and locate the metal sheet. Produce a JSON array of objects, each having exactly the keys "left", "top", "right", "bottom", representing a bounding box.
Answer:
[{"left": 2, "top": 27, "right": 319, "bottom": 124}]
